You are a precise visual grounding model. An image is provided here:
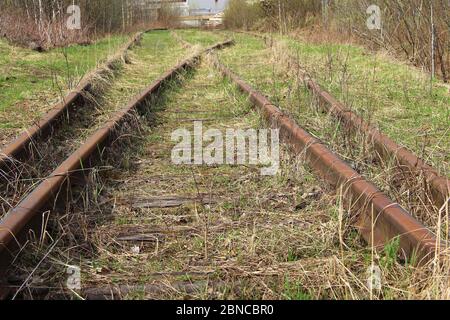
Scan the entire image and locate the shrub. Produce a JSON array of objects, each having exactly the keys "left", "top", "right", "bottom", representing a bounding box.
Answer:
[
  {"left": 224, "top": 0, "right": 321, "bottom": 32},
  {"left": 223, "top": 0, "right": 263, "bottom": 30}
]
